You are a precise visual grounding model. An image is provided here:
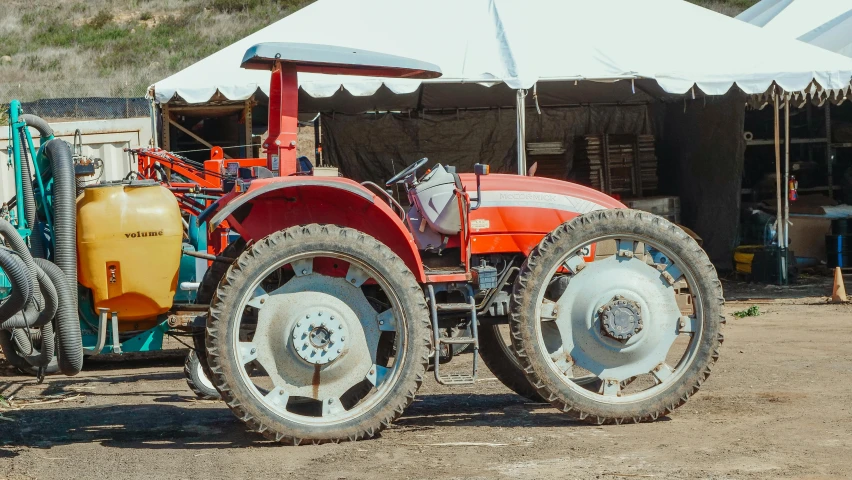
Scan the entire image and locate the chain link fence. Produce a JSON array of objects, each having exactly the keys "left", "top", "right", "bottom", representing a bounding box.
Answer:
[{"left": 18, "top": 97, "right": 150, "bottom": 121}]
